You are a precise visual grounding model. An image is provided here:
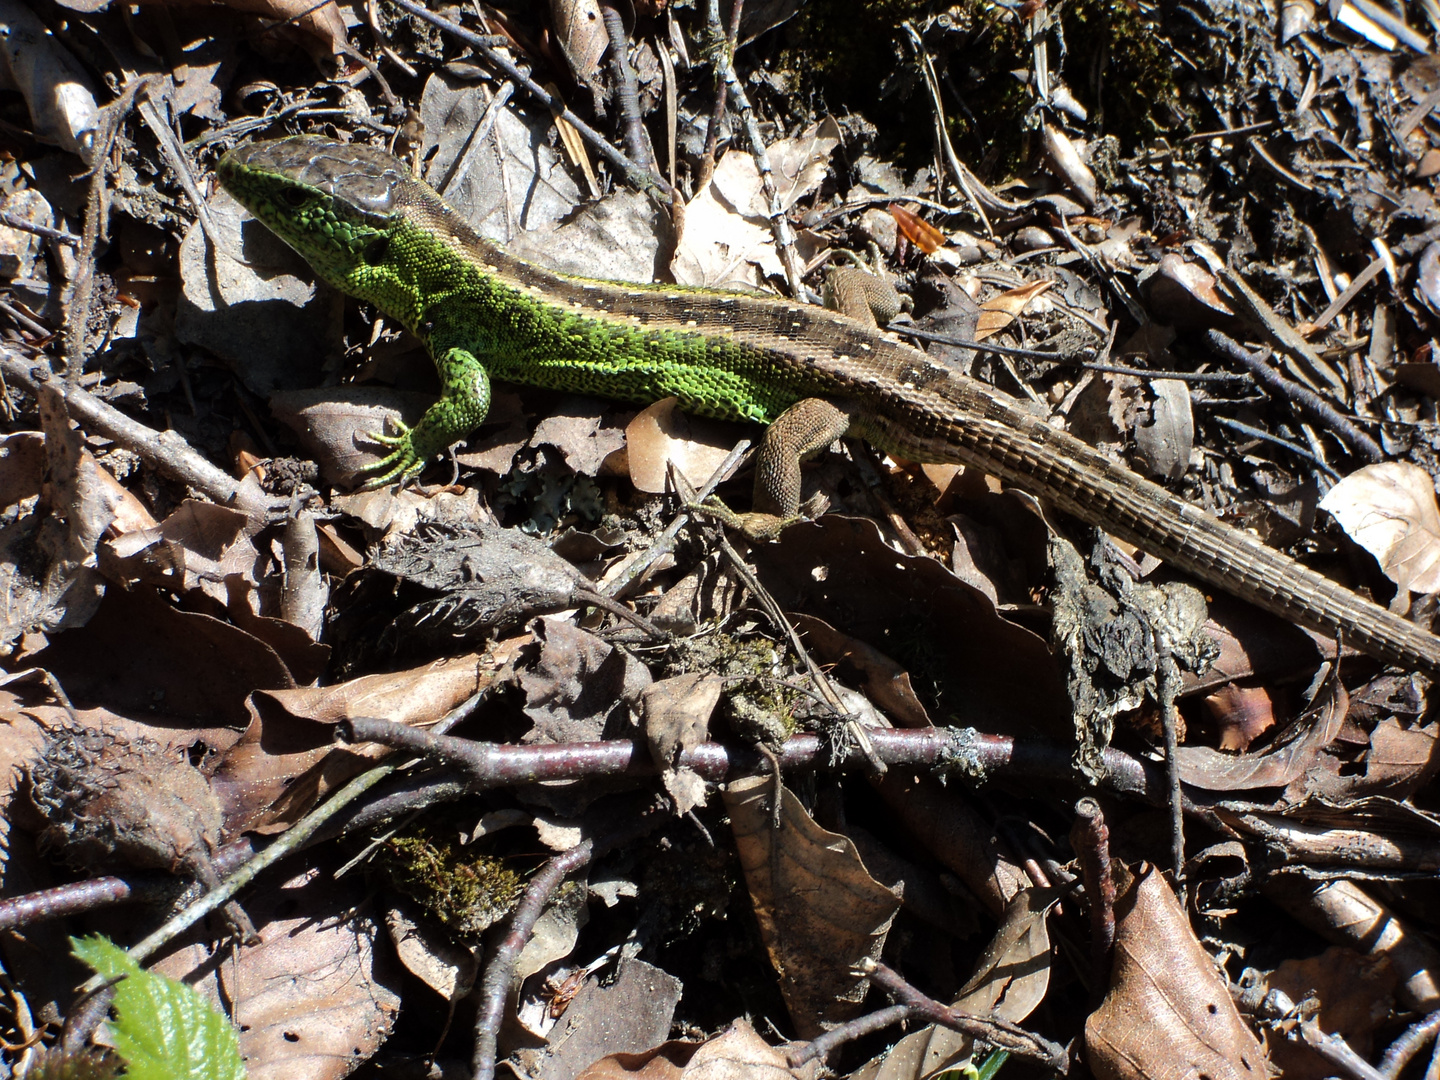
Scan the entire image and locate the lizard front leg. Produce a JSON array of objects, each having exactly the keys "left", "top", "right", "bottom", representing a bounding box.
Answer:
[{"left": 359, "top": 345, "right": 492, "bottom": 487}]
